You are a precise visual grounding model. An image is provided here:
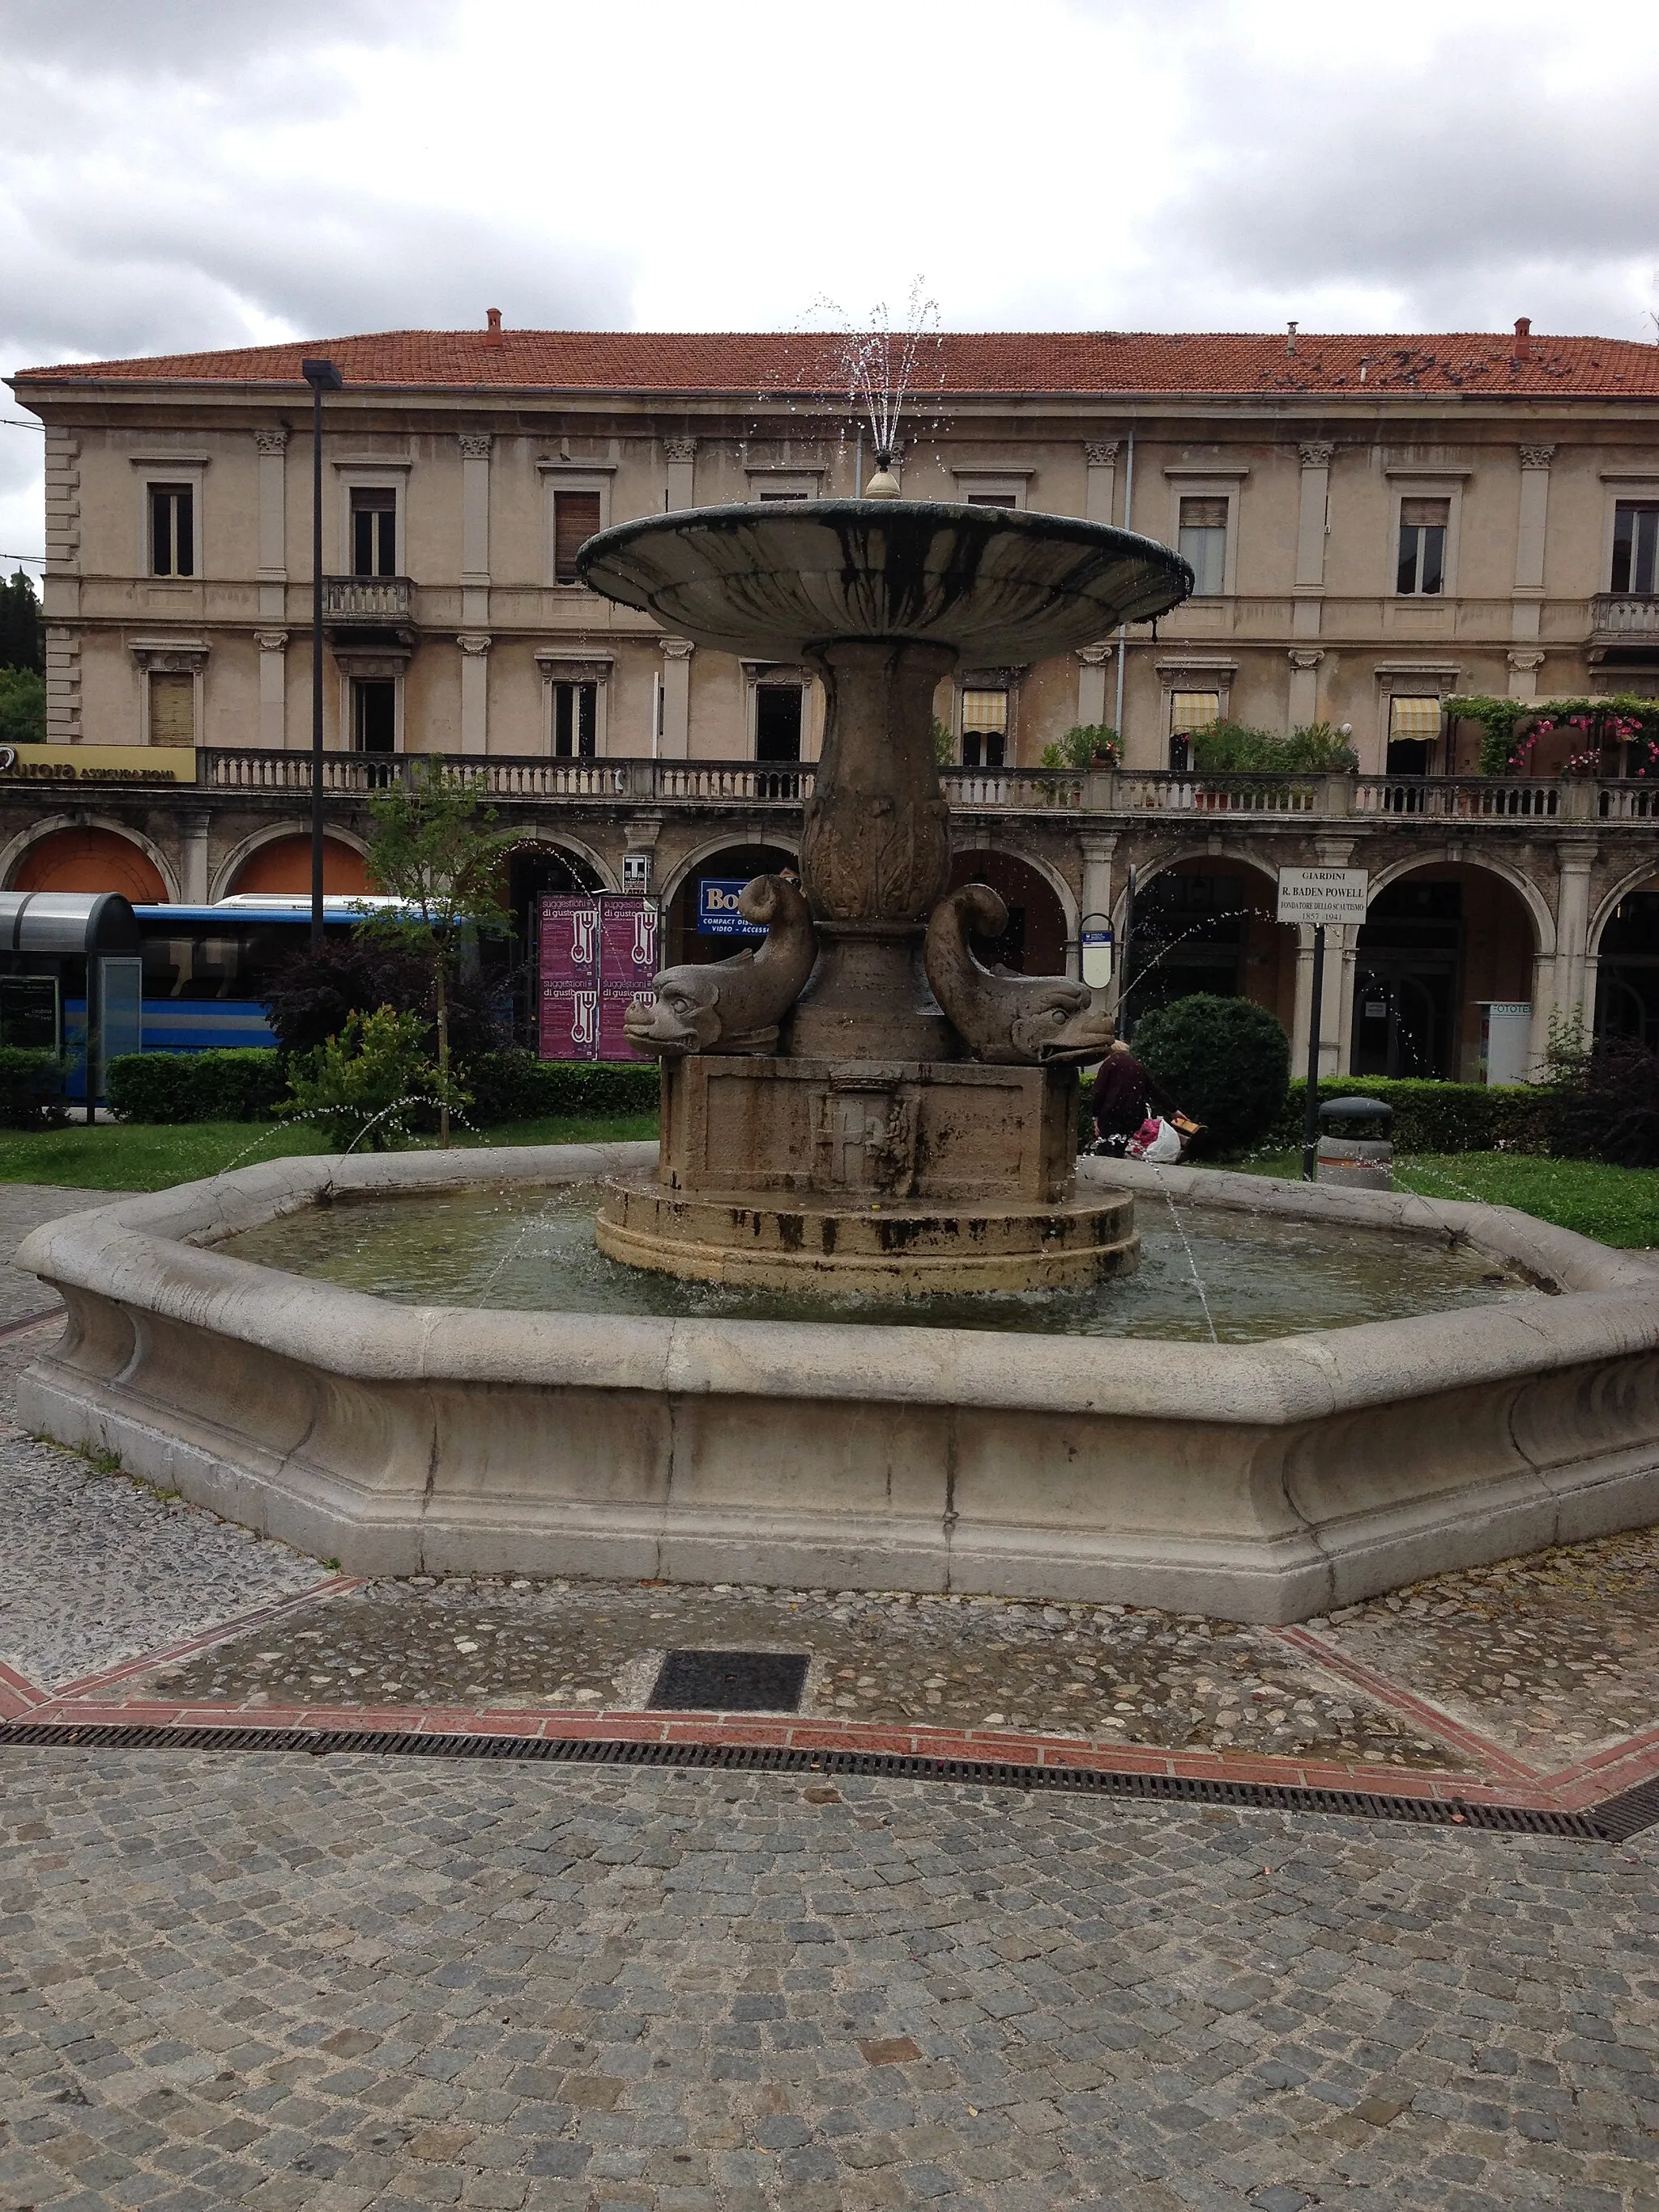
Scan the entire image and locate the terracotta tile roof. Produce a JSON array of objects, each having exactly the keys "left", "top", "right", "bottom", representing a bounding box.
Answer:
[{"left": 14, "top": 328, "right": 1659, "bottom": 399}]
